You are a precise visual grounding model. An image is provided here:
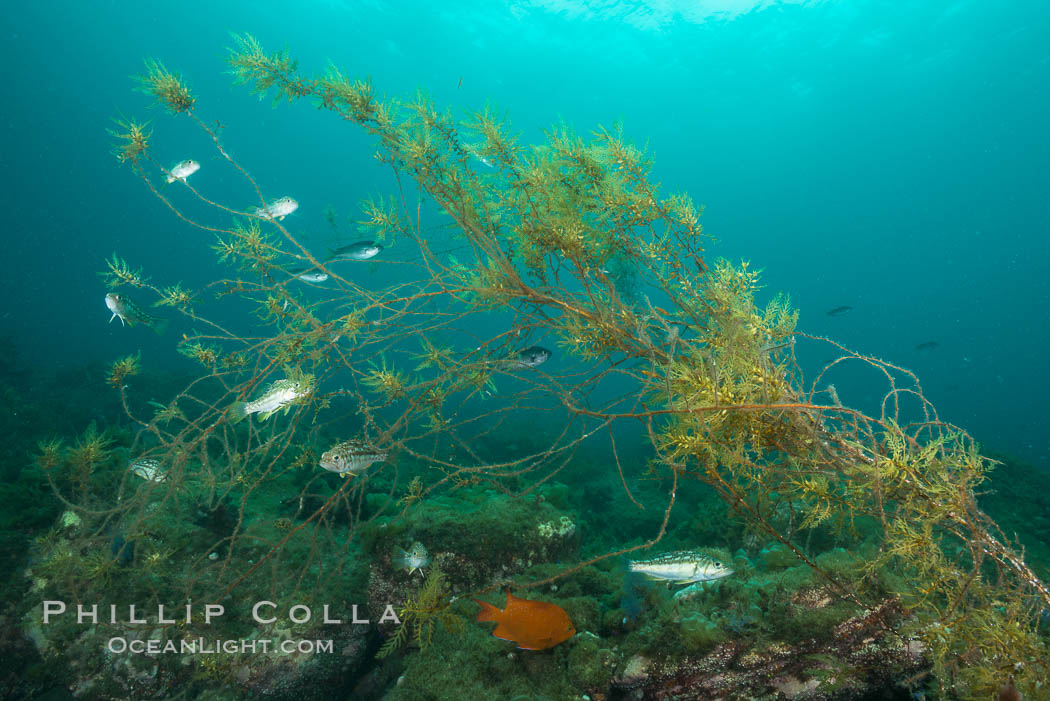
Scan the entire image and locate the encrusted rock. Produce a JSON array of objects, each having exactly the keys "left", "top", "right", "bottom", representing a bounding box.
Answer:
[
  {"left": 614, "top": 653, "right": 651, "bottom": 689},
  {"left": 538, "top": 515, "right": 576, "bottom": 539},
  {"left": 59, "top": 510, "right": 81, "bottom": 530}
]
